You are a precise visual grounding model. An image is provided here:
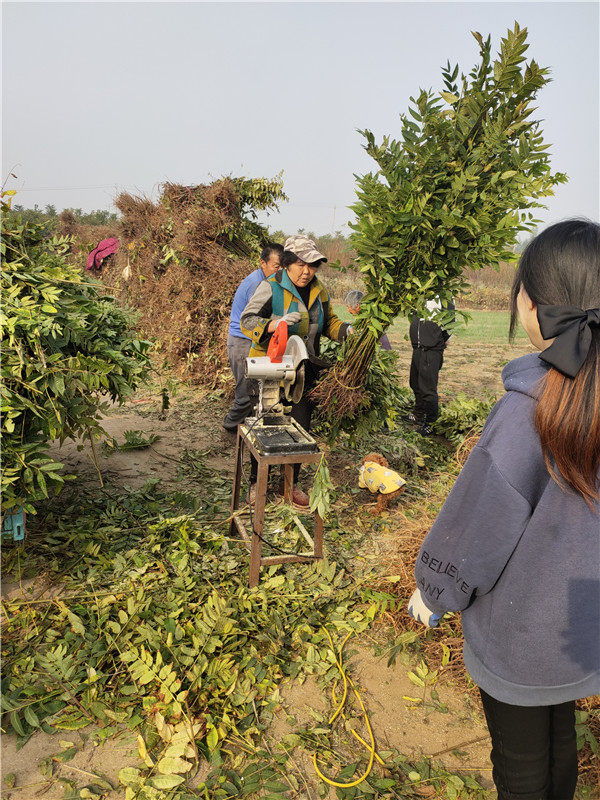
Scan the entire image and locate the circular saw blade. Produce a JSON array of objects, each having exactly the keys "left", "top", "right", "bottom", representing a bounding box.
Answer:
[
  {"left": 282, "top": 335, "right": 308, "bottom": 403},
  {"left": 286, "top": 362, "right": 305, "bottom": 403},
  {"left": 285, "top": 335, "right": 309, "bottom": 367}
]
